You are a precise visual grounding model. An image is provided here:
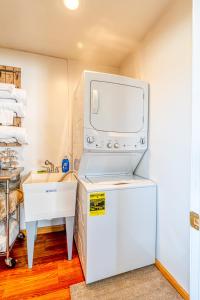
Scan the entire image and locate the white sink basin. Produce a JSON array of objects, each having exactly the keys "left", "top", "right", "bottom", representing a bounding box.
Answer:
[
  {"left": 25, "top": 171, "right": 73, "bottom": 183},
  {"left": 23, "top": 171, "right": 77, "bottom": 222}
]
